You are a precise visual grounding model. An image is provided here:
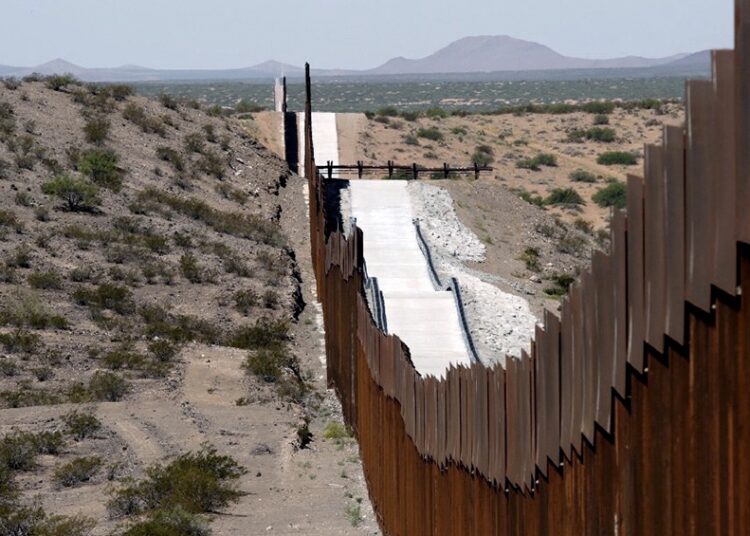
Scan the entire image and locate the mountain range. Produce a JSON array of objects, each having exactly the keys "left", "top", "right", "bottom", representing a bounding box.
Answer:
[{"left": 0, "top": 36, "right": 711, "bottom": 82}]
